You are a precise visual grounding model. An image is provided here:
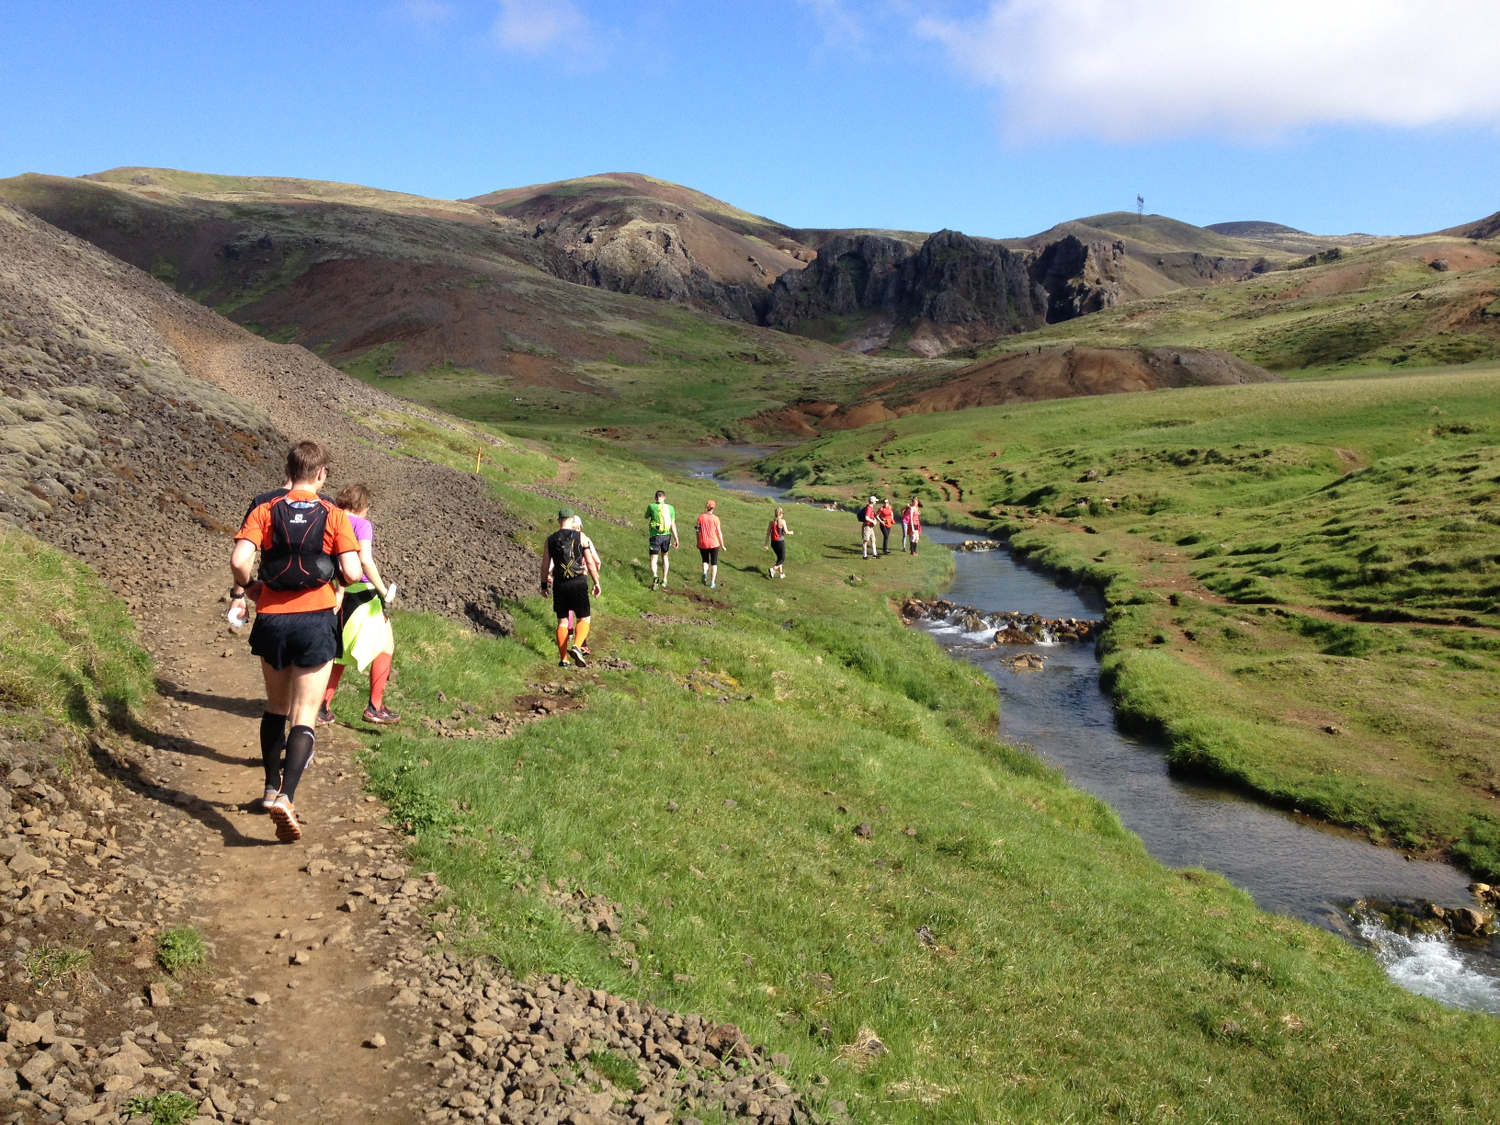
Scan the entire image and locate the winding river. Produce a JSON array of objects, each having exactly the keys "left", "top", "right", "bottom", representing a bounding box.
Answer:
[{"left": 690, "top": 461, "right": 1500, "bottom": 1012}]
